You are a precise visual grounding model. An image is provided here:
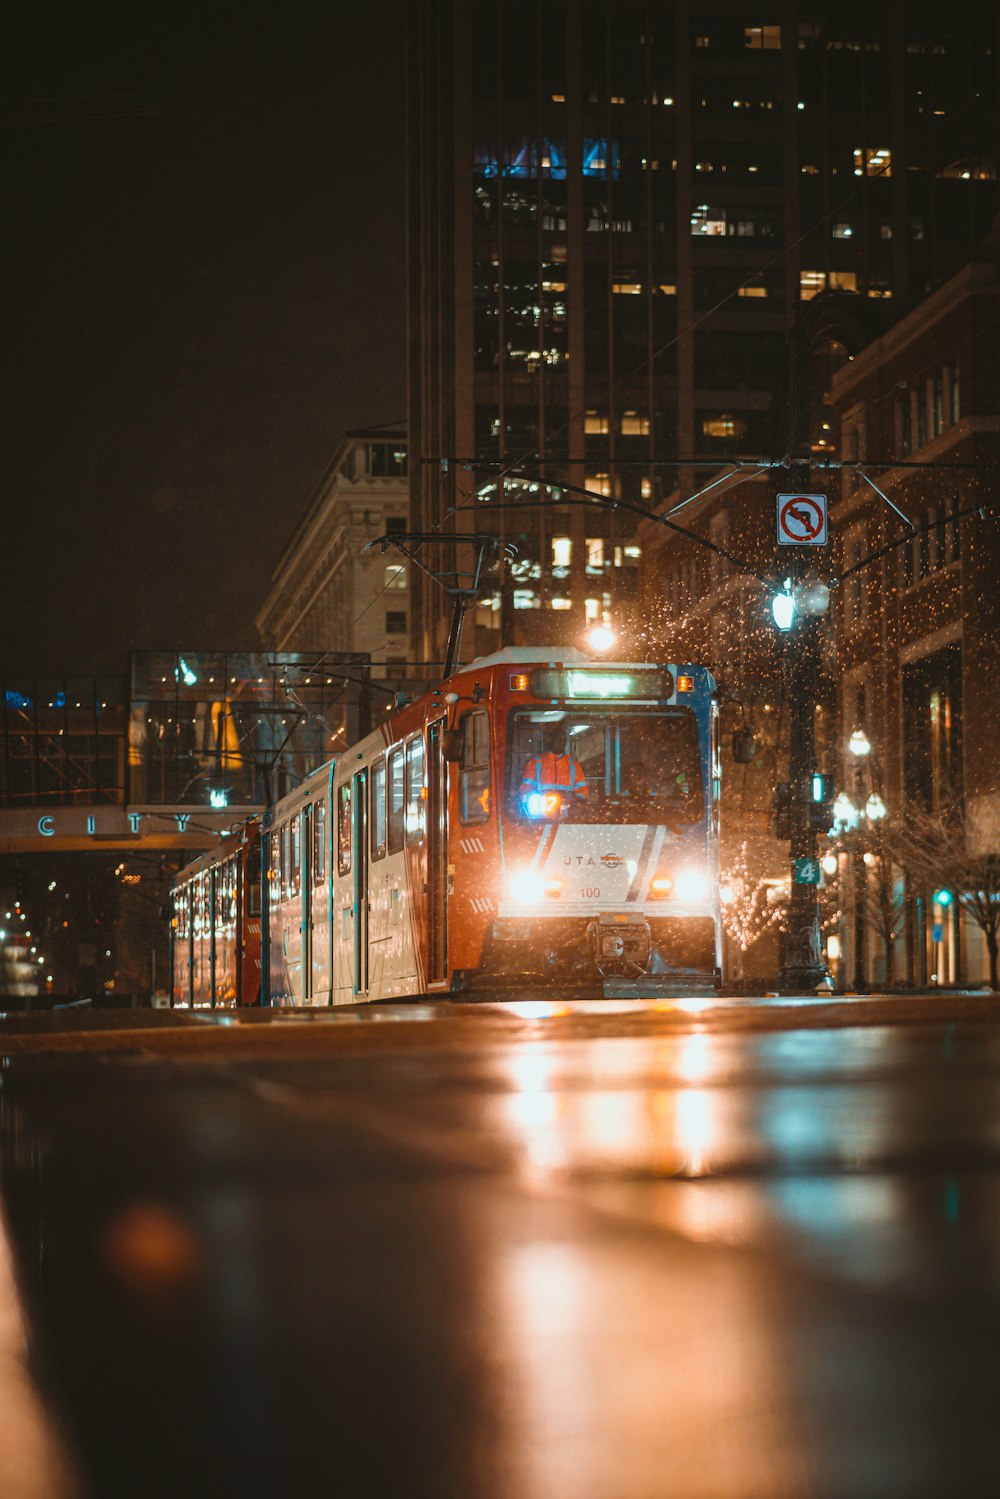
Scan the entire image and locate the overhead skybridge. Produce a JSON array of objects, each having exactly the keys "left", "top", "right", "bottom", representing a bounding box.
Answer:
[{"left": 0, "top": 651, "right": 377, "bottom": 854}]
